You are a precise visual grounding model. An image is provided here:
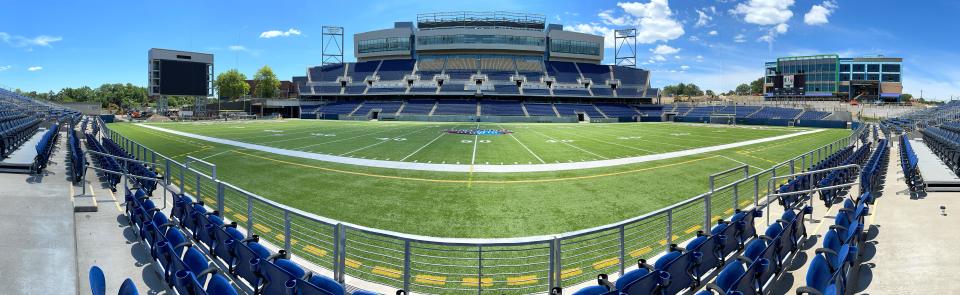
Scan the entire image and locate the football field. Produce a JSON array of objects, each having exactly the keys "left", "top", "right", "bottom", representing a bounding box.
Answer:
[{"left": 109, "top": 120, "right": 850, "bottom": 238}]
